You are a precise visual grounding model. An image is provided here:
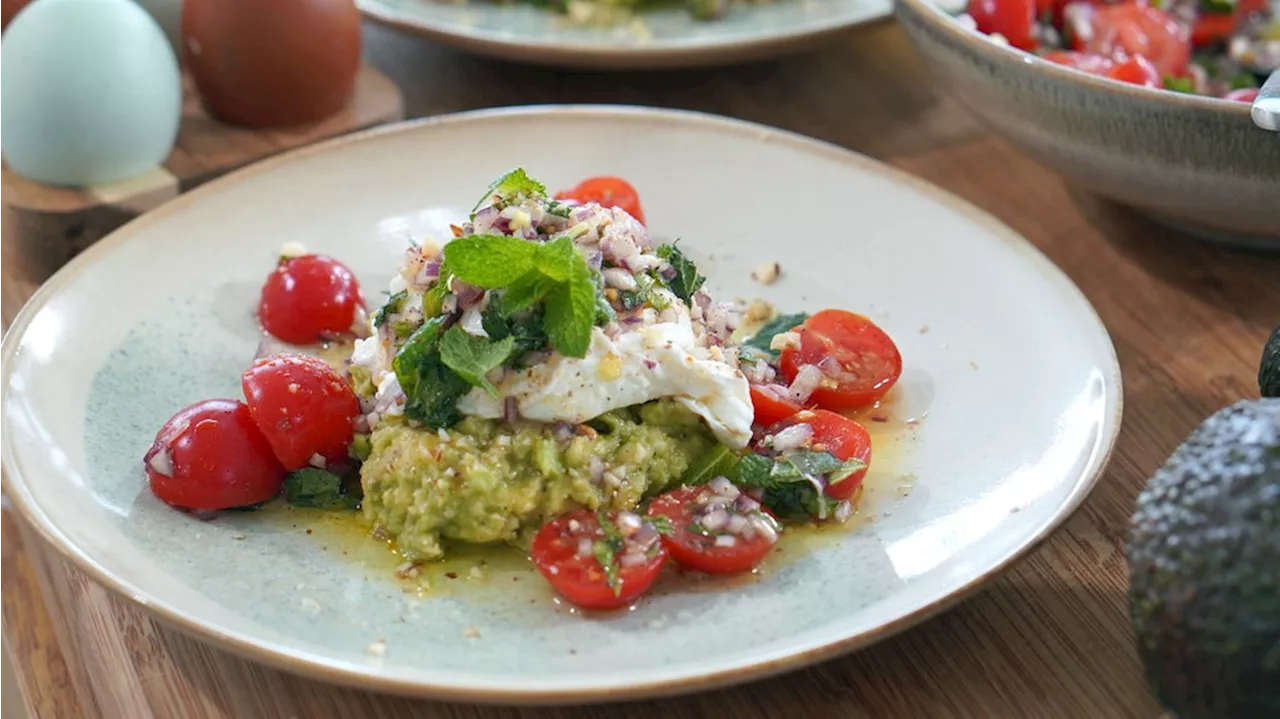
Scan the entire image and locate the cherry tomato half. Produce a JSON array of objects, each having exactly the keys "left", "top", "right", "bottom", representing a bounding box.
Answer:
[
  {"left": 554, "top": 177, "right": 646, "bottom": 225},
  {"left": 258, "top": 254, "right": 363, "bottom": 345},
  {"left": 749, "top": 385, "right": 803, "bottom": 427},
  {"left": 530, "top": 511, "right": 667, "bottom": 610},
  {"left": 241, "top": 354, "right": 361, "bottom": 471},
  {"left": 1079, "top": 2, "right": 1190, "bottom": 78},
  {"left": 968, "top": 0, "right": 1039, "bottom": 52},
  {"left": 1224, "top": 87, "right": 1260, "bottom": 103},
  {"left": 144, "top": 399, "right": 285, "bottom": 510},
  {"left": 648, "top": 485, "right": 779, "bottom": 574},
  {"left": 767, "top": 409, "right": 872, "bottom": 499},
  {"left": 1106, "top": 55, "right": 1162, "bottom": 88},
  {"left": 778, "top": 310, "right": 903, "bottom": 411}
]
